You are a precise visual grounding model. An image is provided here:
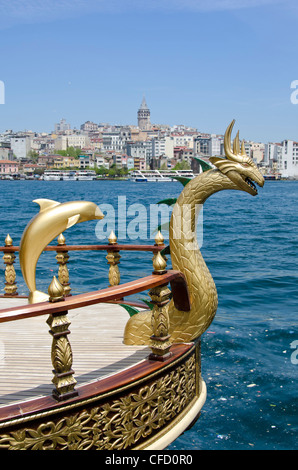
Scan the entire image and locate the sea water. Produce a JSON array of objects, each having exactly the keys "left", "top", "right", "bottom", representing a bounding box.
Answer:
[{"left": 0, "top": 179, "right": 296, "bottom": 450}]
